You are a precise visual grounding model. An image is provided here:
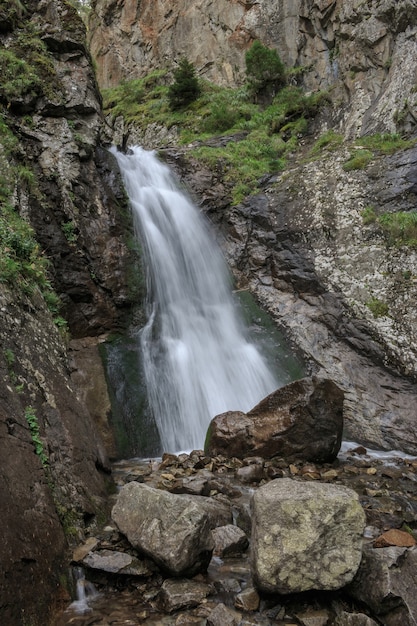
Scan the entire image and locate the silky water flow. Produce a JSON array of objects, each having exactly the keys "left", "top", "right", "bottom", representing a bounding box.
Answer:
[{"left": 112, "top": 146, "right": 279, "bottom": 453}]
